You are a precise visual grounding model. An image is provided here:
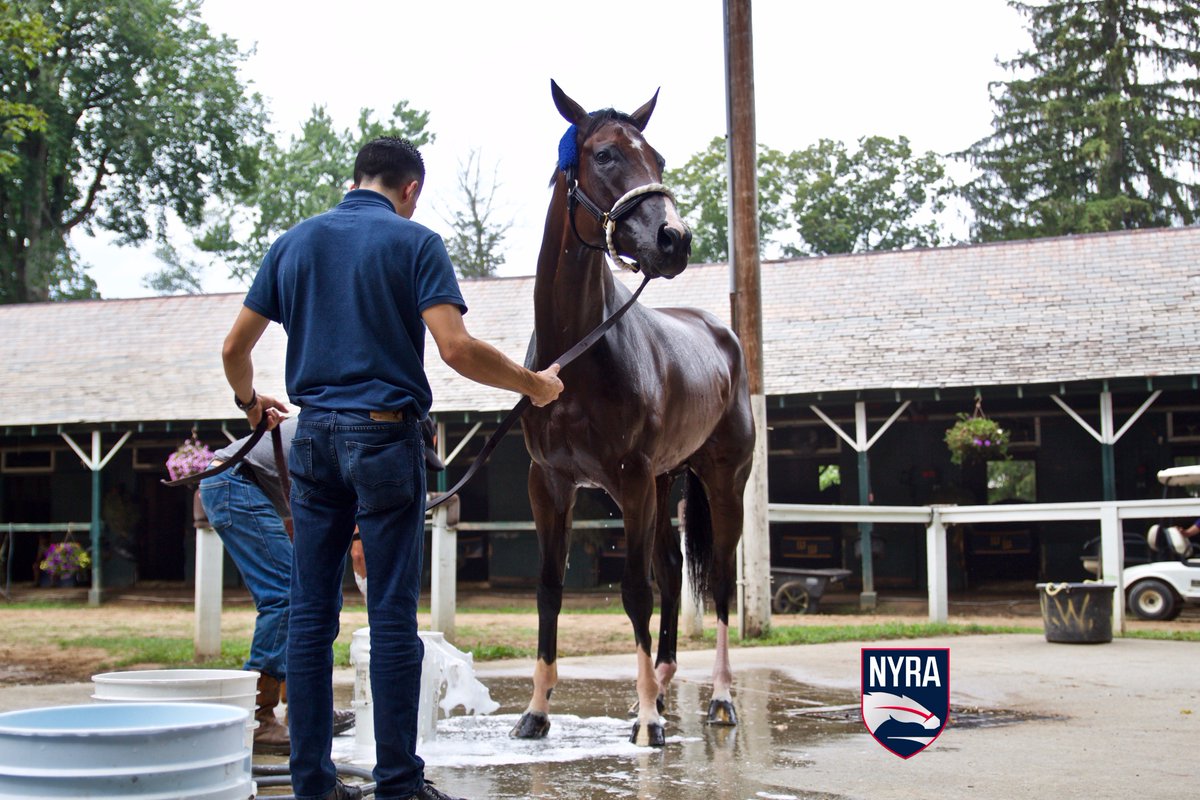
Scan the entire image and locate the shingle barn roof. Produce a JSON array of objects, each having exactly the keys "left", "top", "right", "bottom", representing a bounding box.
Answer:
[{"left": 2, "top": 226, "right": 1196, "bottom": 428}]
